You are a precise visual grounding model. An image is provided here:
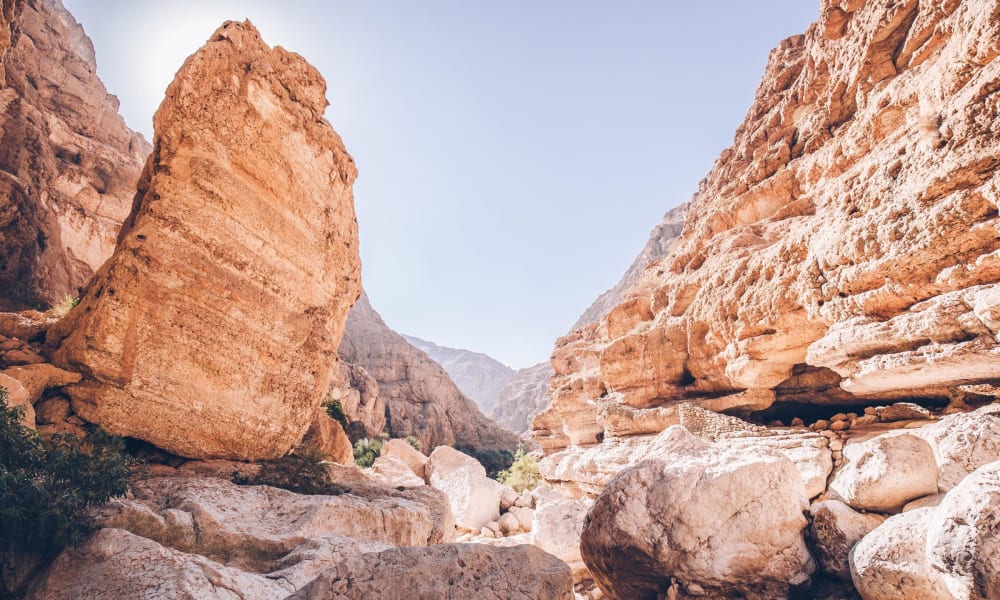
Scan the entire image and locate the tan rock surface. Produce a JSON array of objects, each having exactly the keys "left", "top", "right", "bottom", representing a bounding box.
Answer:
[
  {"left": 369, "top": 455, "right": 425, "bottom": 488},
  {"left": 850, "top": 508, "right": 951, "bottom": 600},
  {"left": 536, "top": 0, "right": 1000, "bottom": 453},
  {"left": 427, "top": 445, "right": 502, "bottom": 531},
  {"left": 916, "top": 404, "right": 1000, "bottom": 491},
  {"left": 47, "top": 20, "right": 361, "bottom": 460},
  {"left": 0, "top": 0, "right": 148, "bottom": 307},
  {"left": 287, "top": 543, "right": 574, "bottom": 600},
  {"left": 295, "top": 408, "right": 354, "bottom": 464},
  {"left": 380, "top": 437, "right": 428, "bottom": 480},
  {"left": 926, "top": 460, "right": 1000, "bottom": 600},
  {"left": 0, "top": 371, "right": 32, "bottom": 427},
  {"left": 28, "top": 528, "right": 294, "bottom": 600},
  {"left": 1, "top": 362, "right": 79, "bottom": 403},
  {"left": 829, "top": 433, "right": 939, "bottom": 512},
  {"left": 327, "top": 361, "right": 385, "bottom": 441},
  {"left": 339, "top": 294, "right": 517, "bottom": 453},
  {"left": 809, "top": 499, "right": 885, "bottom": 580},
  {"left": 579, "top": 427, "right": 815, "bottom": 600}
]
